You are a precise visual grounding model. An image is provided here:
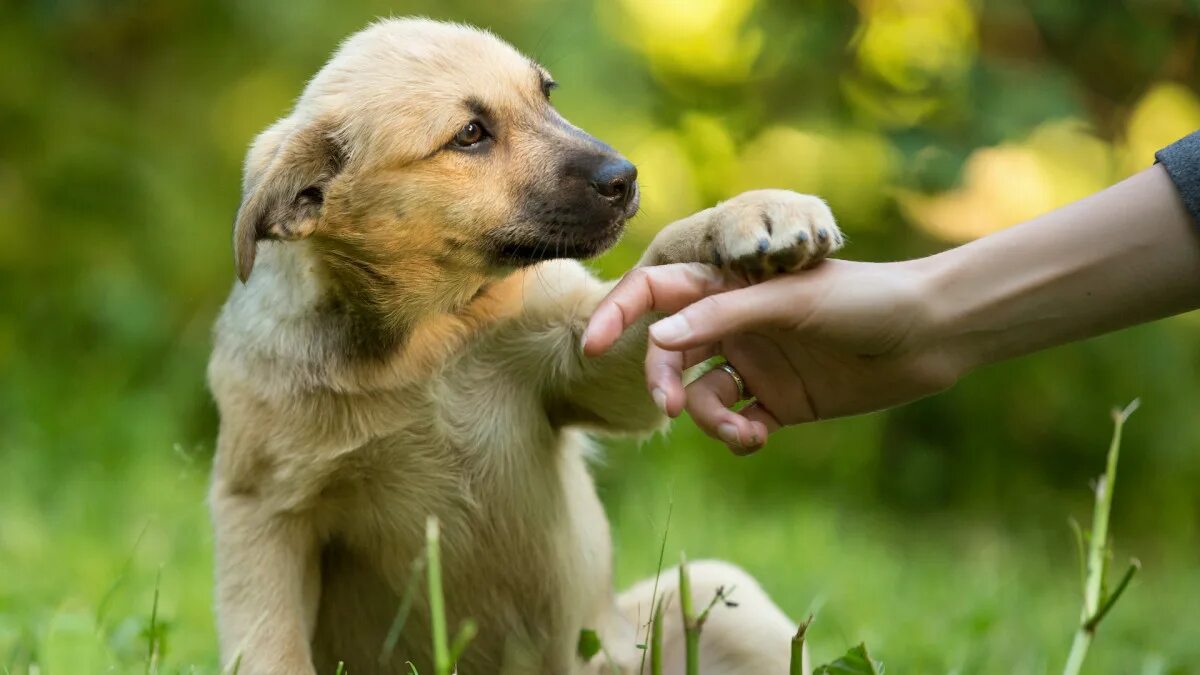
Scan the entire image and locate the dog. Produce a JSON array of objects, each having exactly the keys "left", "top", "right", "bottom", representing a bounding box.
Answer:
[{"left": 208, "top": 18, "right": 842, "bottom": 674}]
